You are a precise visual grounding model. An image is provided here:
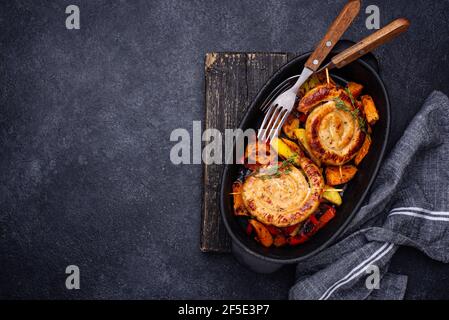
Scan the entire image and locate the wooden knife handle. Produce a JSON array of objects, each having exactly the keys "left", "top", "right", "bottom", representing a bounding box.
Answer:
[
  {"left": 304, "top": 0, "right": 361, "bottom": 71},
  {"left": 331, "top": 18, "right": 410, "bottom": 68}
]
